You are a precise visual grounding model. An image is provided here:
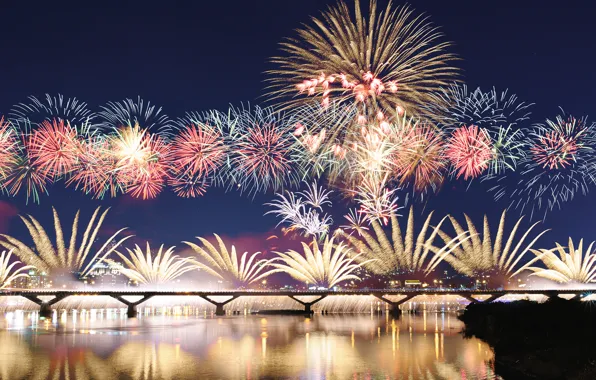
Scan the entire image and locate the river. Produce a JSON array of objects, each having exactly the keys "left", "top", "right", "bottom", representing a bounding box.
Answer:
[{"left": 0, "top": 310, "right": 501, "bottom": 379}]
